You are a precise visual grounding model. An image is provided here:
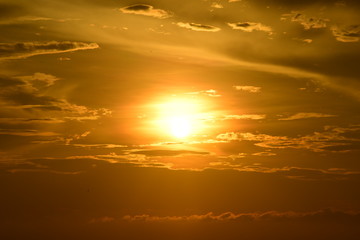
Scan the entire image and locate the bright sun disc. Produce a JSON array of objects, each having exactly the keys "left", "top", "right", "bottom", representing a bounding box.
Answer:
[
  {"left": 154, "top": 98, "right": 203, "bottom": 139},
  {"left": 168, "top": 115, "right": 191, "bottom": 138}
]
